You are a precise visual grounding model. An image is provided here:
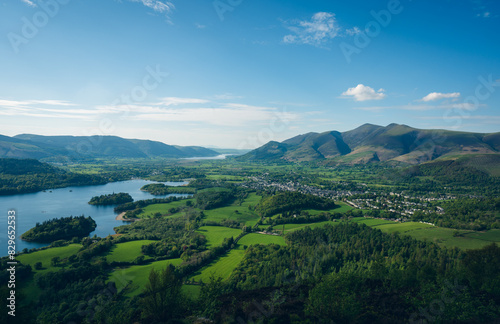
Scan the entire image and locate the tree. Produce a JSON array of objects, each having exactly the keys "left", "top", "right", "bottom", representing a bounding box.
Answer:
[
  {"left": 141, "top": 265, "right": 184, "bottom": 322},
  {"left": 34, "top": 262, "right": 42, "bottom": 270},
  {"left": 51, "top": 256, "right": 60, "bottom": 267},
  {"left": 199, "top": 274, "right": 225, "bottom": 319}
]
